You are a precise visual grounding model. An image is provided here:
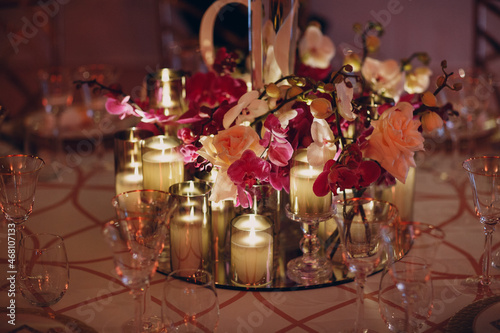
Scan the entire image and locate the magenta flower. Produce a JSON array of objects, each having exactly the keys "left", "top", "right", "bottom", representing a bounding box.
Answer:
[
  {"left": 227, "top": 150, "right": 271, "bottom": 208},
  {"left": 261, "top": 114, "right": 293, "bottom": 167},
  {"left": 105, "top": 96, "right": 136, "bottom": 119}
]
